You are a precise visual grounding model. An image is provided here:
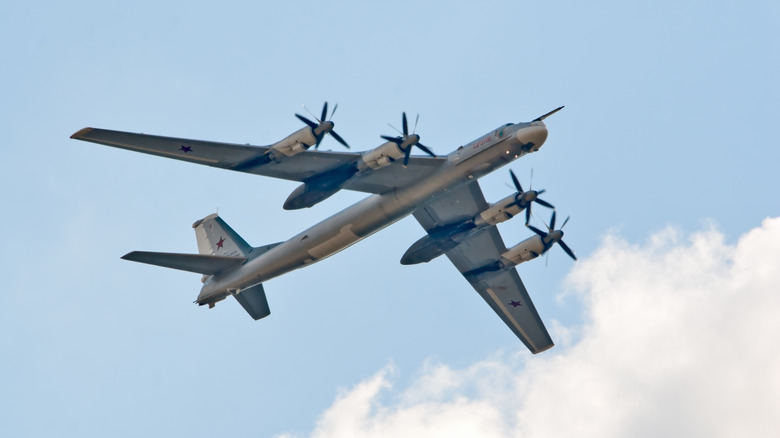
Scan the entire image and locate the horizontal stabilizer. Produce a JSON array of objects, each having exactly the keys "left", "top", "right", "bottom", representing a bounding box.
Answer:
[
  {"left": 122, "top": 251, "right": 246, "bottom": 275},
  {"left": 234, "top": 283, "right": 271, "bottom": 320}
]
